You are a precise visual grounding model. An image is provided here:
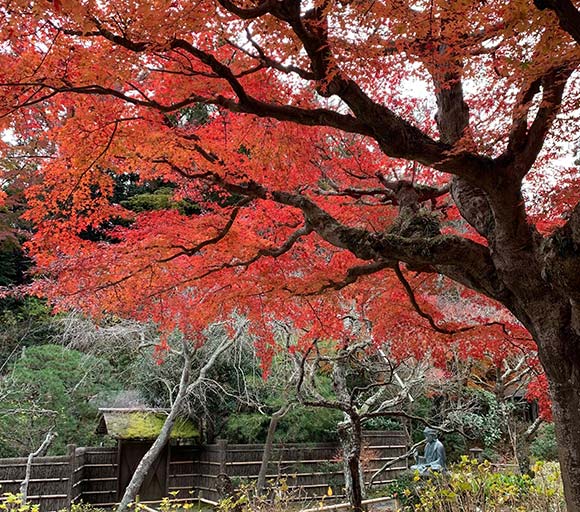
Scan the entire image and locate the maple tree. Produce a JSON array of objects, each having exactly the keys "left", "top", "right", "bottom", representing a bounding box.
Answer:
[{"left": 1, "top": 0, "right": 580, "bottom": 507}]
